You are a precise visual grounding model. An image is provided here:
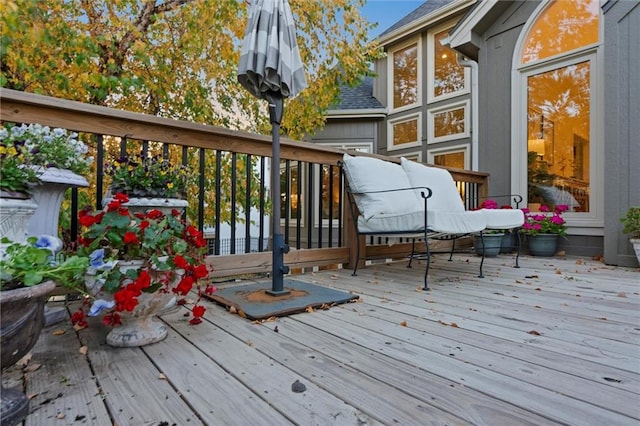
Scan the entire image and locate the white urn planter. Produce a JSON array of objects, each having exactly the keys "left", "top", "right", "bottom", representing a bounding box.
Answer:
[
  {"left": 86, "top": 259, "right": 178, "bottom": 347},
  {"left": 0, "top": 194, "right": 38, "bottom": 258},
  {"left": 27, "top": 167, "right": 88, "bottom": 237}
]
